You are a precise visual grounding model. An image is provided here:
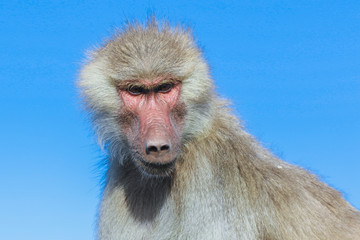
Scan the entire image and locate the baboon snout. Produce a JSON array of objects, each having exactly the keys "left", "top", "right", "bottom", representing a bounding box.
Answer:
[
  {"left": 144, "top": 127, "right": 174, "bottom": 164},
  {"left": 143, "top": 126, "right": 177, "bottom": 164}
]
